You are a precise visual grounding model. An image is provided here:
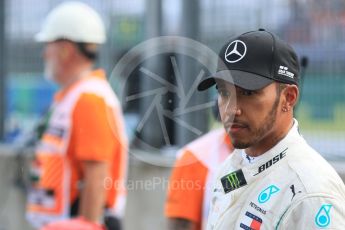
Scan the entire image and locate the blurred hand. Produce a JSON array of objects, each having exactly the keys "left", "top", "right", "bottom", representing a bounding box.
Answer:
[{"left": 41, "top": 217, "right": 104, "bottom": 230}]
